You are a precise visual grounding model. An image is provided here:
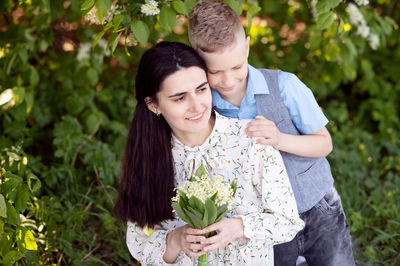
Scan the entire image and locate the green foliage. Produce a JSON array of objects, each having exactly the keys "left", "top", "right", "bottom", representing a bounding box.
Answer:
[{"left": 0, "top": 0, "right": 399, "bottom": 264}]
